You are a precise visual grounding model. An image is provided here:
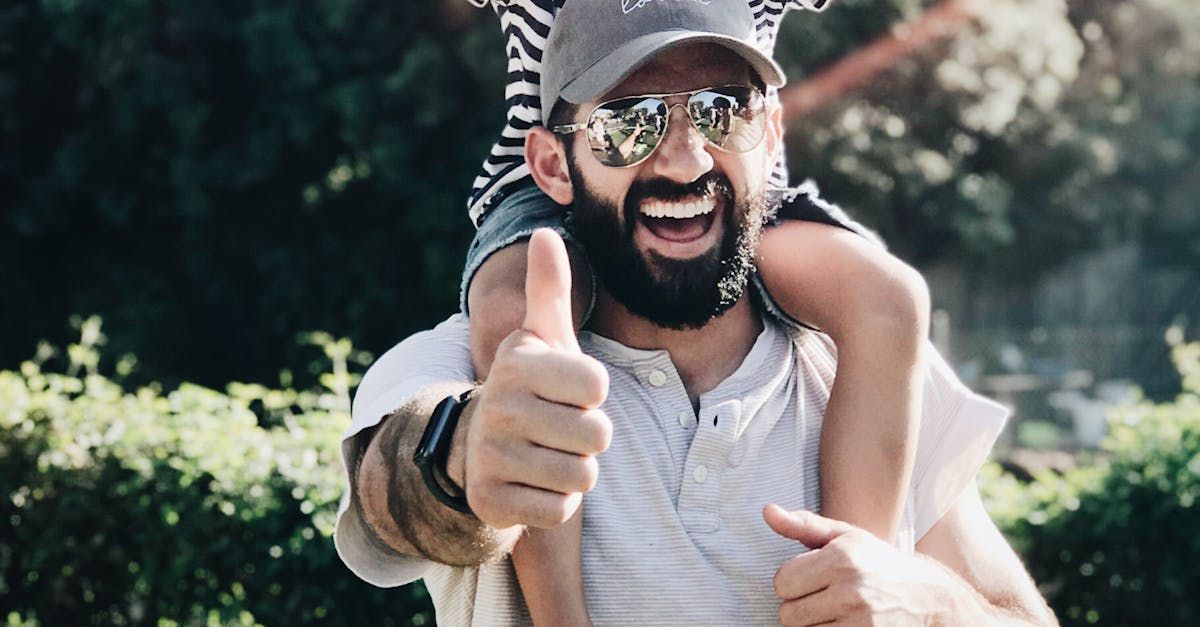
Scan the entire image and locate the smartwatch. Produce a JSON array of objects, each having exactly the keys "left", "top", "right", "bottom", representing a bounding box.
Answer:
[{"left": 413, "top": 390, "right": 474, "bottom": 514}]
